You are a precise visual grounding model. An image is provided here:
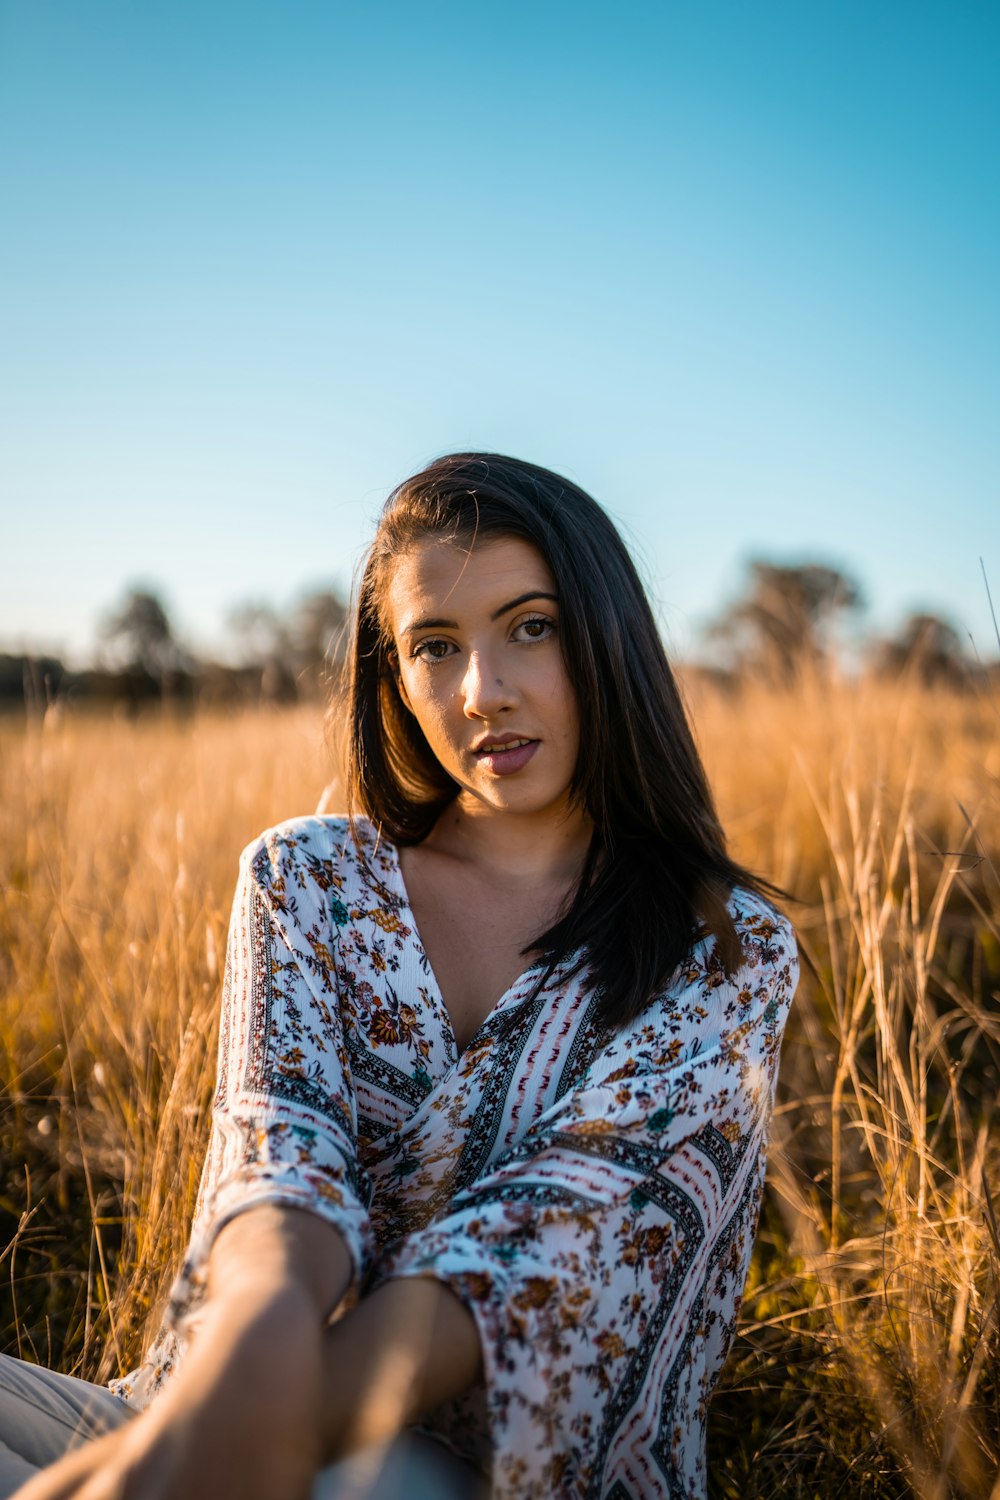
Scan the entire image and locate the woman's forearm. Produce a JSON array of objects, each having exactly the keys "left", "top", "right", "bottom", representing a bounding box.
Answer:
[
  {"left": 319, "top": 1276, "right": 484, "bottom": 1460},
  {"left": 136, "top": 1280, "right": 326, "bottom": 1454},
  {"left": 191, "top": 1213, "right": 483, "bottom": 1469},
  {"left": 118, "top": 1206, "right": 358, "bottom": 1497},
  {"left": 19, "top": 1218, "right": 481, "bottom": 1500},
  {"left": 17, "top": 1285, "right": 332, "bottom": 1500},
  {"left": 150, "top": 1204, "right": 357, "bottom": 1452},
  {"left": 149, "top": 1218, "right": 481, "bottom": 1485}
]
